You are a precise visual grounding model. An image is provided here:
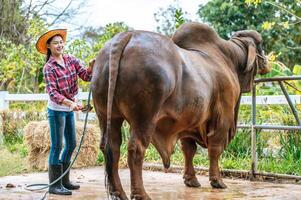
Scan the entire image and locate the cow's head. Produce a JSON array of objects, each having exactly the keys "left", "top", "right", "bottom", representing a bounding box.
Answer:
[{"left": 231, "top": 30, "right": 271, "bottom": 92}]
